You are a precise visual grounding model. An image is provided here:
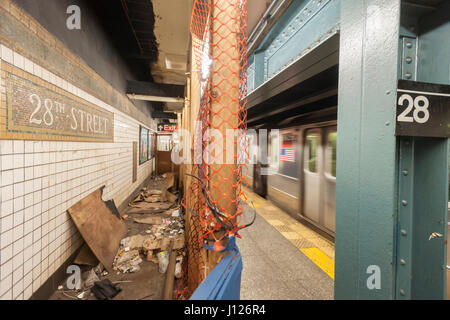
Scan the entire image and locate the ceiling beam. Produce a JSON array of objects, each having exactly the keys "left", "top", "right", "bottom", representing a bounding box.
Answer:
[
  {"left": 152, "top": 111, "right": 178, "bottom": 119},
  {"left": 127, "top": 80, "right": 185, "bottom": 96}
]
